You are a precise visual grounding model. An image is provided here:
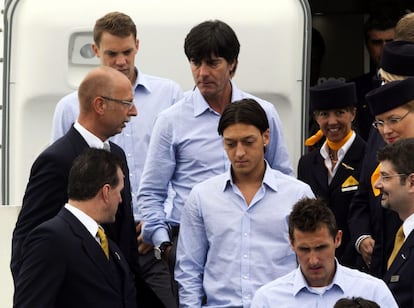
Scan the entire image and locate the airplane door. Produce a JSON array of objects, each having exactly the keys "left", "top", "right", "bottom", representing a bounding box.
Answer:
[{"left": 2, "top": 0, "right": 311, "bottom": 204}]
